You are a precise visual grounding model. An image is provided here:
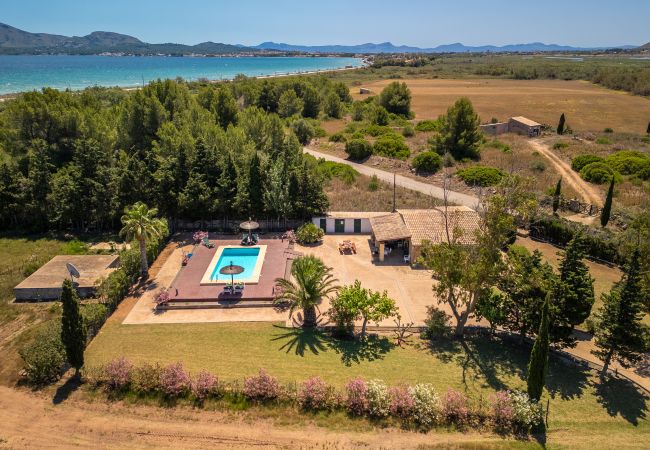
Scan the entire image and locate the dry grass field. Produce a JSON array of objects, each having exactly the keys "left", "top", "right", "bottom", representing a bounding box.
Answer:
[{"left": 352, "top": 78, "right": 650, "bottom": 134}]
